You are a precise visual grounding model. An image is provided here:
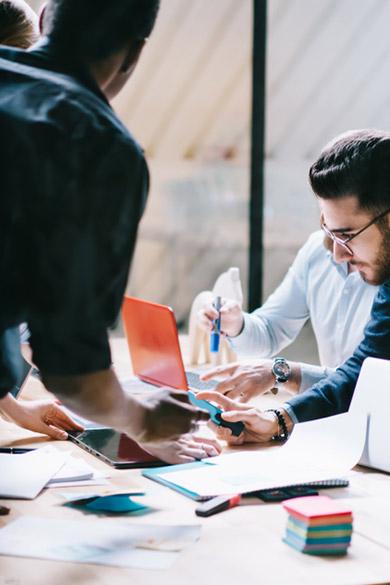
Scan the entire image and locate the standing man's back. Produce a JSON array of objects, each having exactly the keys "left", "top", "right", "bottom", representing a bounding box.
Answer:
[
  {"left": 0, "top": 42, "right": 148, "bottom": 376},
  {"left": 0, "top": 1, "right": 214, "bottom": 463}
]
